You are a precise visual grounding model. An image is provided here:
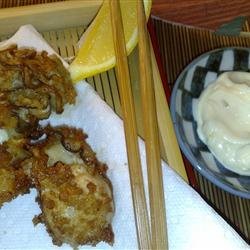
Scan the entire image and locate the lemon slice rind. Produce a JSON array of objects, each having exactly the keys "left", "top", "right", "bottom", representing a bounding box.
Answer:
[{"left": 70, "top": 0, "right": 152, "bottom": 83}]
